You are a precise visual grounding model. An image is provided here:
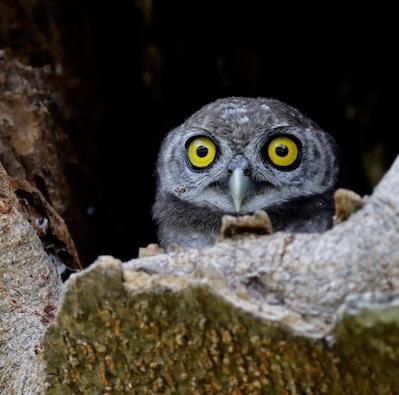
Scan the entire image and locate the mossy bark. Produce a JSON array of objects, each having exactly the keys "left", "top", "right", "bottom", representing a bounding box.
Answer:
[
  {"left": 2, "top": 153, "right": 399, "bottom": 393},
  {"left": 43, "top": 257, "right": 399, "bottom": 394},
  {"left": 41, "top": 155, "right": 399, "bottom": 394},
  {"left": 1, "top": 34, "right": 399, "bottom": 395}
]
